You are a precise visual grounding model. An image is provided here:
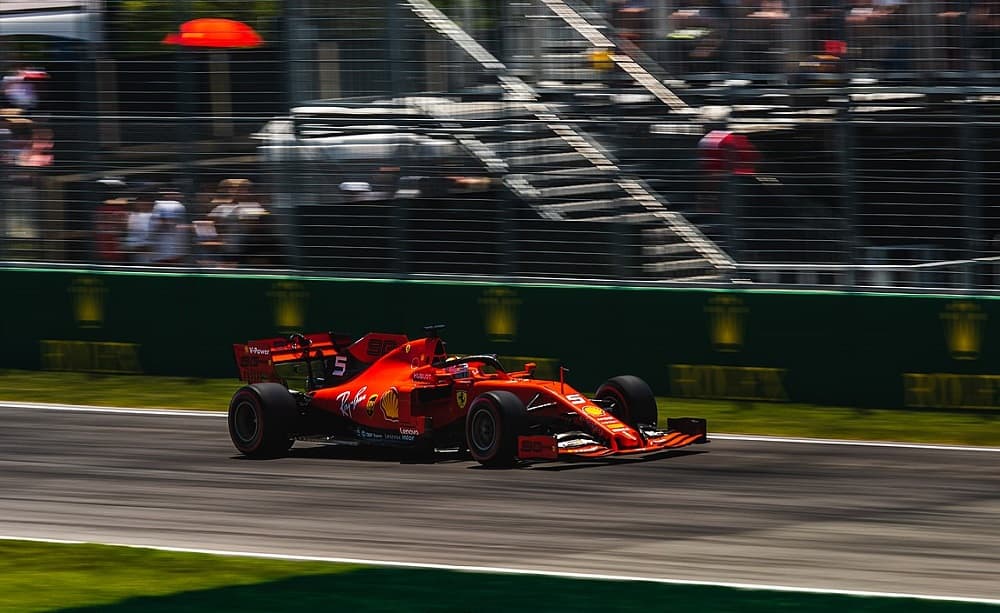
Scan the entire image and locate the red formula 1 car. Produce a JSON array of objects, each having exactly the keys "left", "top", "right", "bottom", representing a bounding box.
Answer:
[{"left": 228, "top": 326, "right": 708, "bottom": 466}]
